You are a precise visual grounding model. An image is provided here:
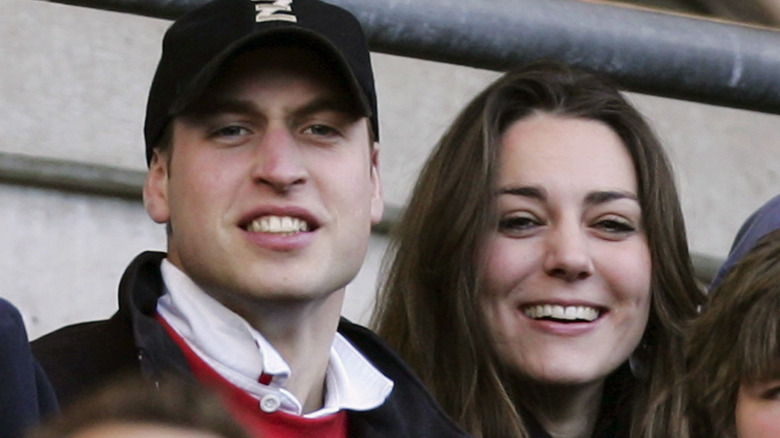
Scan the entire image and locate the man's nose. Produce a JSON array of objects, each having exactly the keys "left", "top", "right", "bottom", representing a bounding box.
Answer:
[{"left": 250, "top": 127, "right": 308, "bottom": 192}]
